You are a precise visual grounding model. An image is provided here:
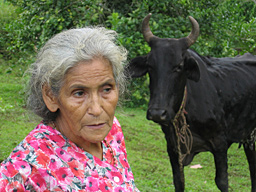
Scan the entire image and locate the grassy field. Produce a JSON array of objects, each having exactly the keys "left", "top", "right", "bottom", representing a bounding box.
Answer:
[{"left": 0, "top": 58, "right": 252, "bottom": 191}]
